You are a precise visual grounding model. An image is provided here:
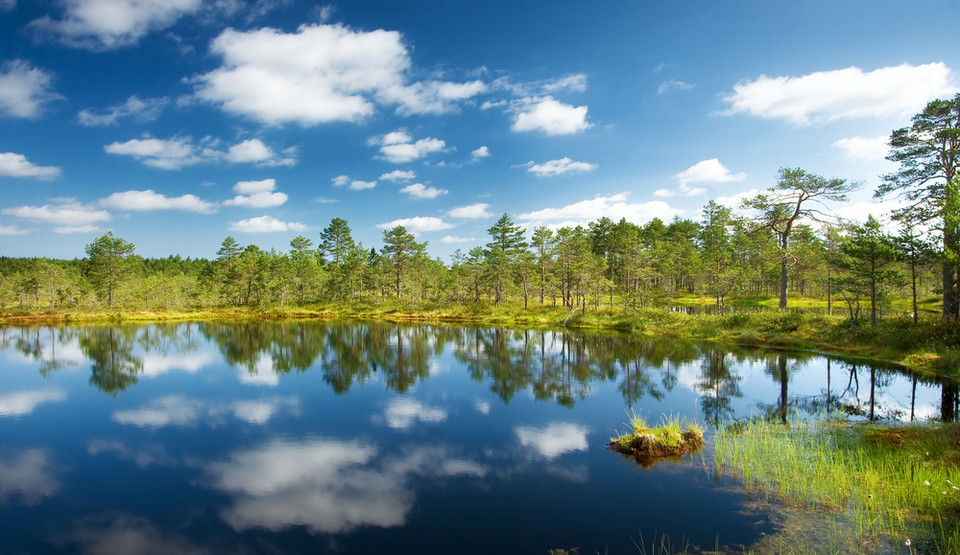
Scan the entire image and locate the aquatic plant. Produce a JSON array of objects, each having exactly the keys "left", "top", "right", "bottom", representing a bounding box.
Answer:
[
  {"left": 714, "top": 419, "right": 960, "bottom": 553},
  {"left": 609, "top": 412, "right": 704, "bottom": 461}
]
